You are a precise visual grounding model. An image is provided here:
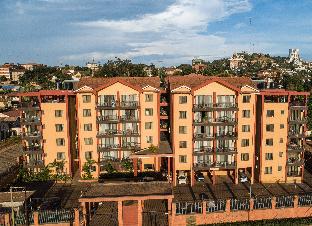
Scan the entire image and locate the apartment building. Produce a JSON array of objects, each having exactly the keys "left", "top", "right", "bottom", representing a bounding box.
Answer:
[
  {"left": 19, "top": 90, "right": 76, "bottom": 175},
  {"left": 75, "top": 77, "right": 172, "bottom": 178},
  {"left": 17, "top": 74, "right": 308, "bottom": 184}
]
